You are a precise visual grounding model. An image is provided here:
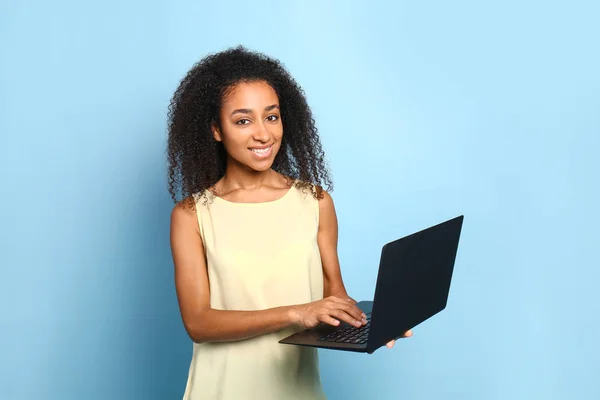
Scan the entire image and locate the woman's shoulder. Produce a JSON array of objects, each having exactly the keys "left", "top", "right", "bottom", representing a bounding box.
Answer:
[{"left": 170, "top": 197, "right": 201, "bottom": 233}]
